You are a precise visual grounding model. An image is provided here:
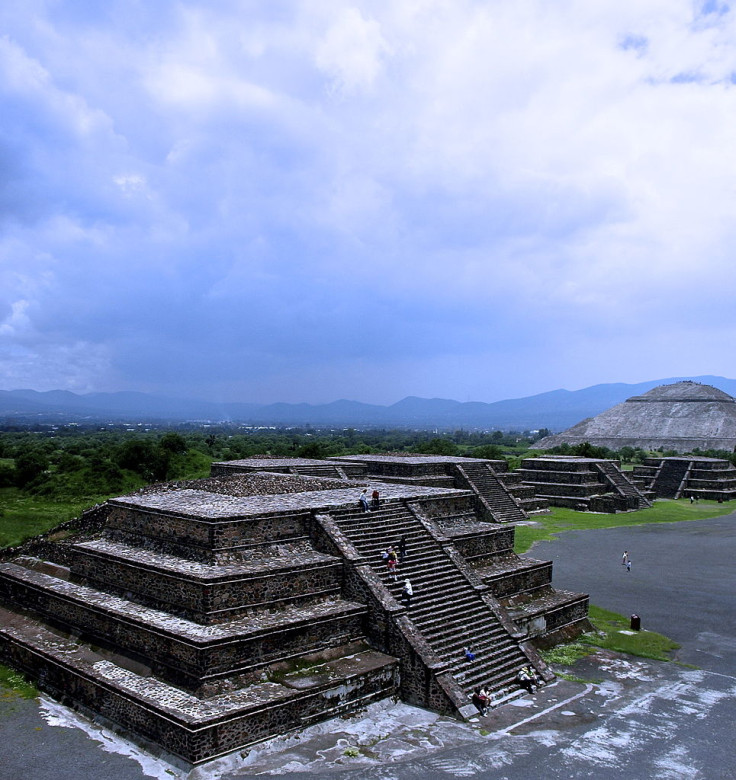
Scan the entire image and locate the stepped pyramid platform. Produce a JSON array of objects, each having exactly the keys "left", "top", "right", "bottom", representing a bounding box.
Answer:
[
  {"left": 516, "top": 456, "right": 651, "bottom": 512},
  {"left": 0, "top": 469, "right": 586, "bottom": 767},
  {"left": 535, "top": 381, "right": 736, "bottom": 453},
  {"left": 630, "top": 456, "right": 736, "bottom": 501},
  {"left": 211, "top": 456, "right": 367, "bottom": 481},
  {"left": 332, "top": 454, "right": 550, "bottom": 521}
]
